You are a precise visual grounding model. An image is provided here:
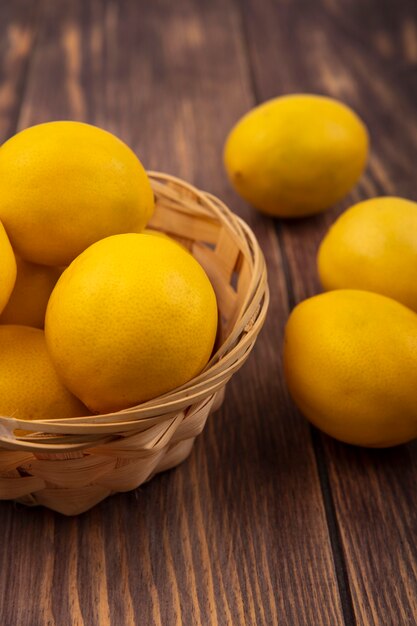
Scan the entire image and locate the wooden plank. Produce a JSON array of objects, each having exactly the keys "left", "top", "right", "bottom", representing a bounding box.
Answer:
[
  {"left": 0, "top": 5, "right": 44, "bottom": 626},
  {"left": 240, "top": 0, "right": 417, "bottom": 623},
  {"left": 0, "top": 0, "right": 39, "bottom": 141},
  {"left": 0, "top": 1, "right": 344, "bottom": 625}
]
